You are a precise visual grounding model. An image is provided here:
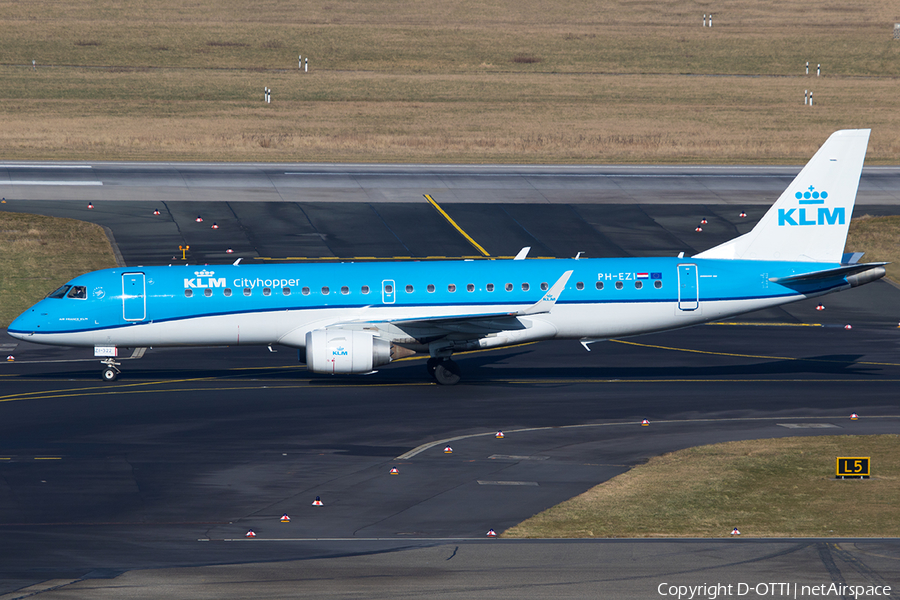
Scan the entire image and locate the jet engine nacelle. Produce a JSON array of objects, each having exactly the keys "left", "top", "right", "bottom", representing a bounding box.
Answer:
[{"left": 305, "top": 329, "right": 391, "bottom": 374}]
